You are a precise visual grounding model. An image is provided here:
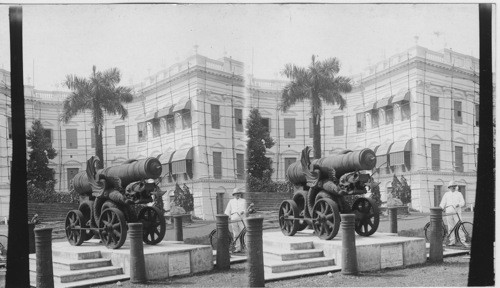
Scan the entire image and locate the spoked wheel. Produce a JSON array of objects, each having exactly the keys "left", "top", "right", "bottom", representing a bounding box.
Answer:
[
  {"left": 279, "top": 200, "right": 300, "bottom": 236},
  {"left": 312, "top": 198, "right": 340, "bottom": 240},
  {"left": 423, "top": 222, "right": 447, "bottom": 243},
  {"left": 456, "top": 221, "right": 473, "bottom": 247},
  {"left": 209, "top": 229, "right": 233, "bottom": 251},
  {"left": 138, "top": 206, "right": 166, "bottom": 245},
  {"left": 65, "top": 210, "right": 86, "bottom": 246},
  {"left": 352, "top": 198, "right": 380, "bottom": 236},
  {"left": 98, "top": 208, "right": 127, "bottom": 249}
]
